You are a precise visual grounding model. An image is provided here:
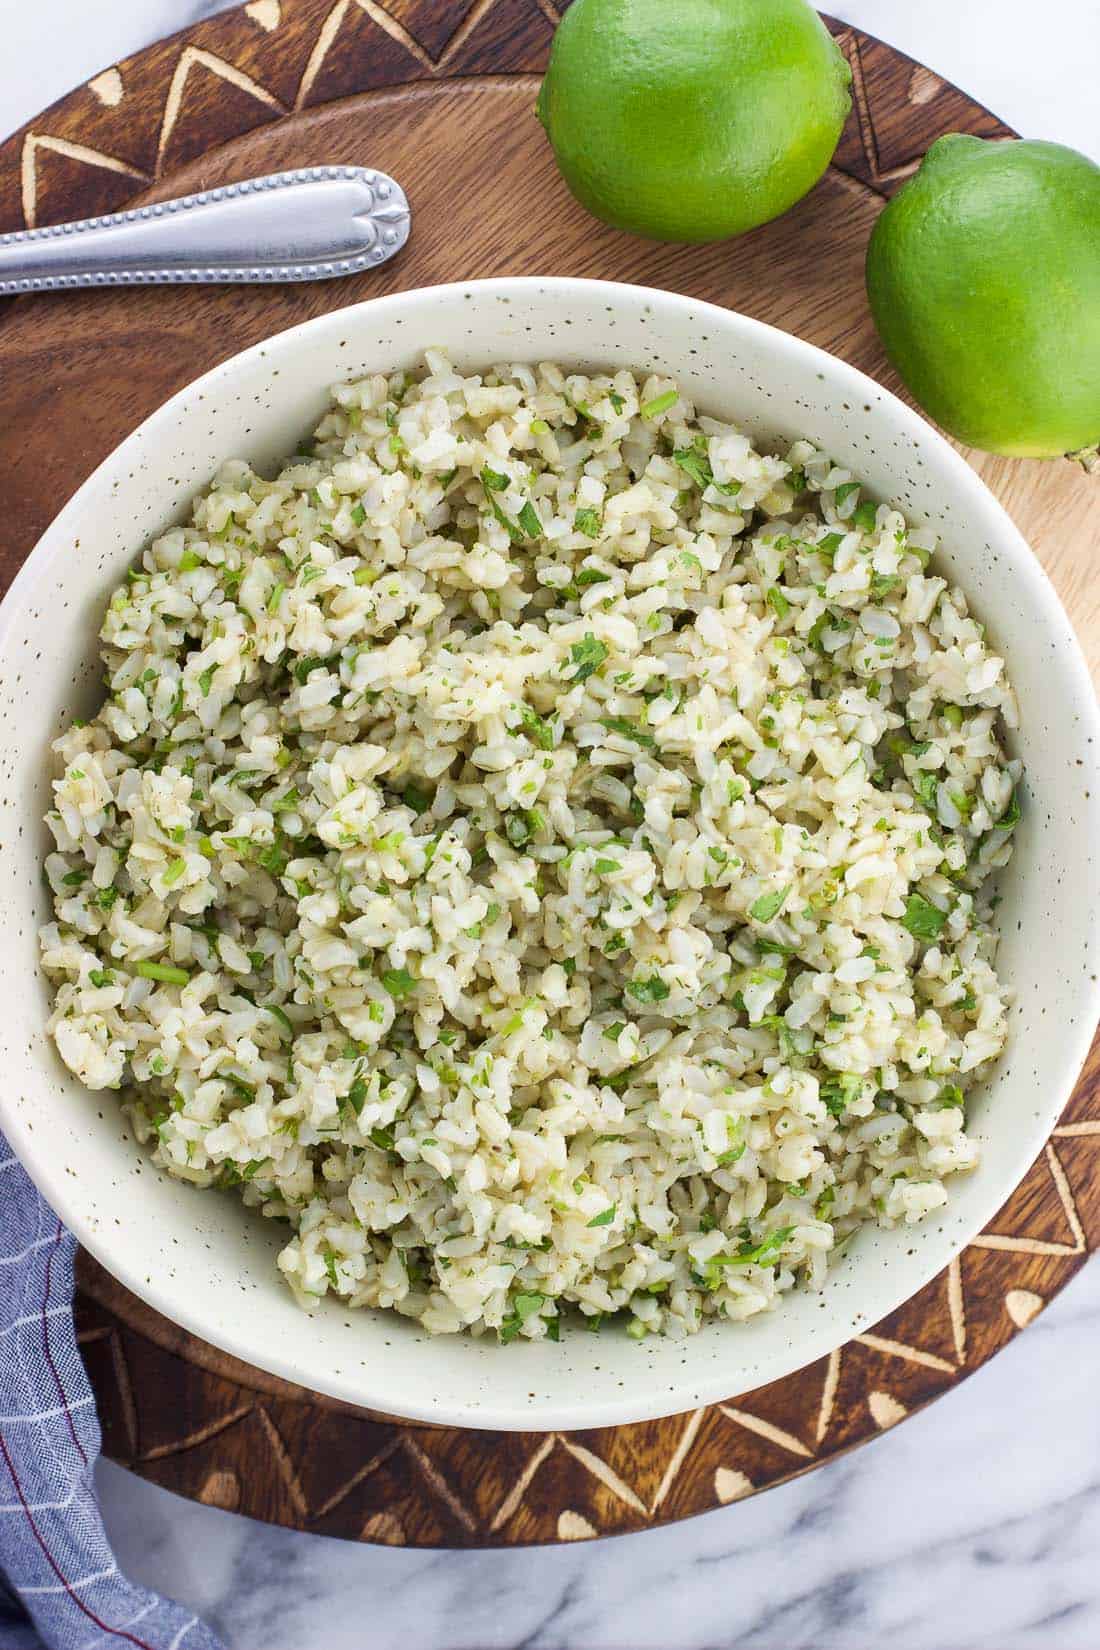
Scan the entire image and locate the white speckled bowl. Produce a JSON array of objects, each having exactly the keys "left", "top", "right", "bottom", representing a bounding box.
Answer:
[{"left": 2, "top": 278, "right": 1097, "bottom": 1431}]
